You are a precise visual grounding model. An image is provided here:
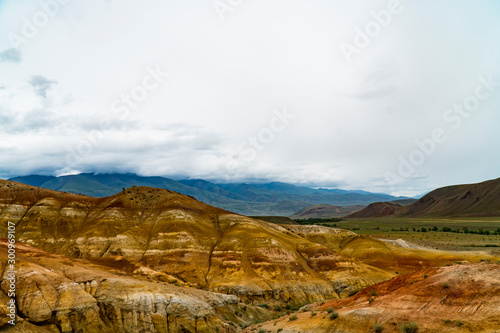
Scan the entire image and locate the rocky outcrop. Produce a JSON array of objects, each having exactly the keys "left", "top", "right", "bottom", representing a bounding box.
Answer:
[
  {"left": 2, "top": 181, "right": 499, "bottom": 332},
  {"left": 0, "top": 240, "right": 267, "bottom": 333},
  {"left": 0, "top": 181, "right": 396, "bottom": 306},
  {"left": 246, "top": 262, "right": 500, "bottom": 333}
]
